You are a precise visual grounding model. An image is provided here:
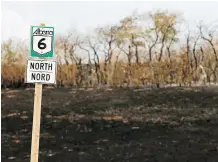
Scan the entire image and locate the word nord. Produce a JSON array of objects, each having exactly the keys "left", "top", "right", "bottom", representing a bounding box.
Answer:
[
  {"left": 30, "top": 62, "right": 53, "bottom": 71},
  {"left": 31, "top": 73, "right": 50, "bottom": 81},
  {"left": 33, "top": 28, "right": 53, "bottom": 36}
]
